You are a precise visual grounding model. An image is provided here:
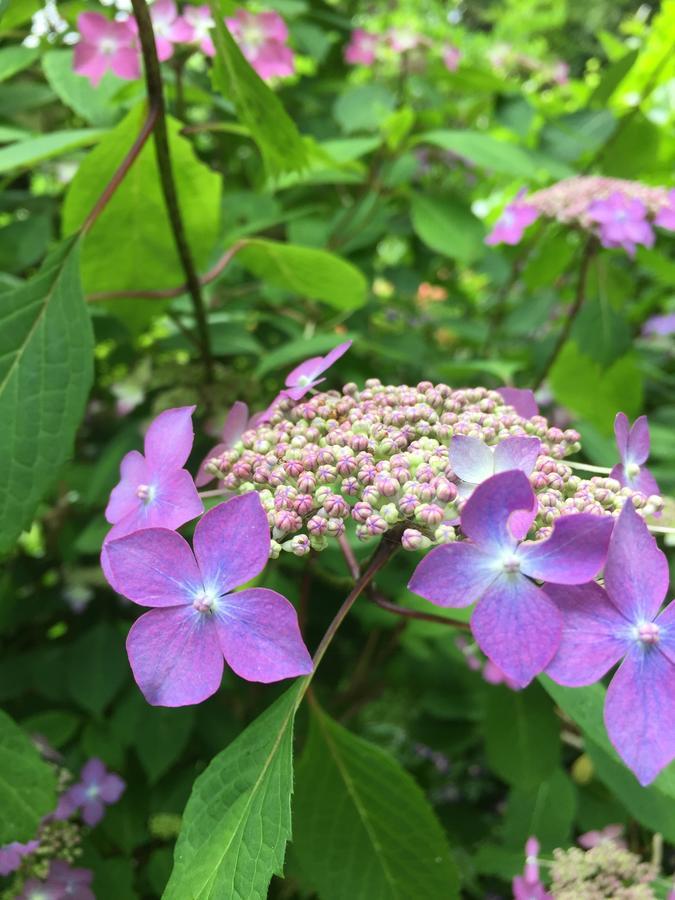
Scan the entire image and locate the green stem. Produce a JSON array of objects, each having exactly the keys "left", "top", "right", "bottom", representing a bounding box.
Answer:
[{"left": 565, "top": 460, "right": 612, "bottom": 474}]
